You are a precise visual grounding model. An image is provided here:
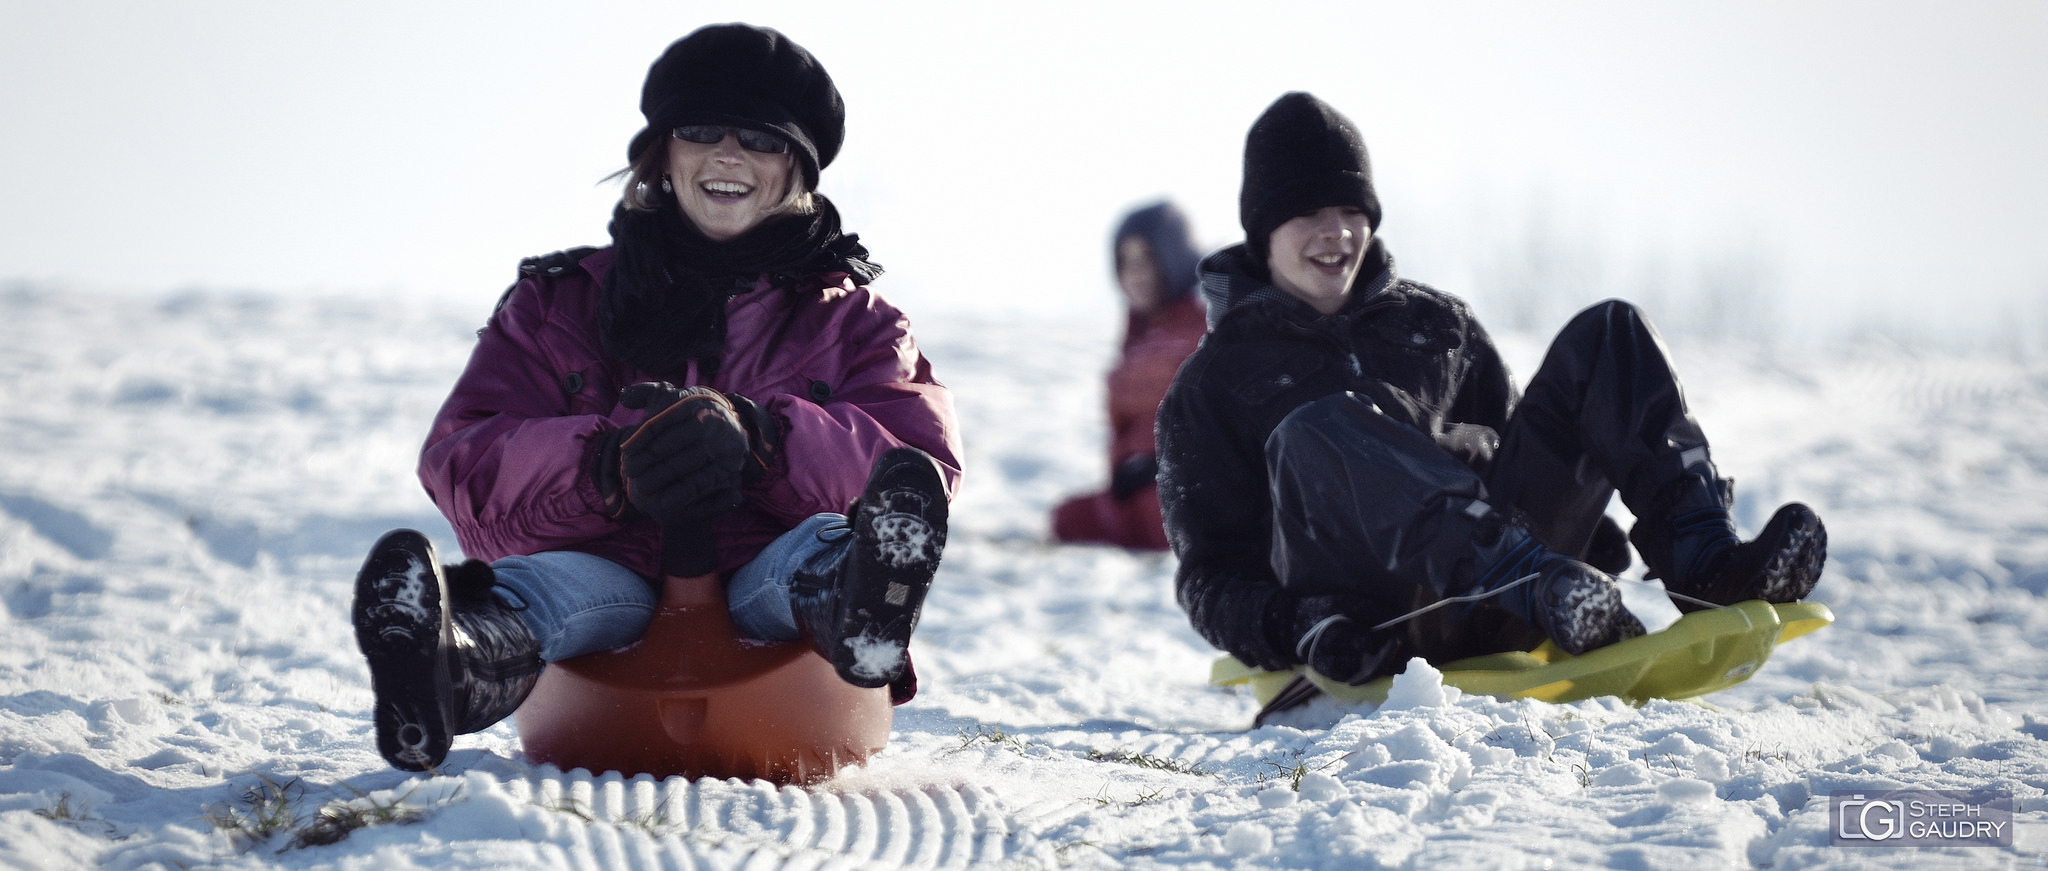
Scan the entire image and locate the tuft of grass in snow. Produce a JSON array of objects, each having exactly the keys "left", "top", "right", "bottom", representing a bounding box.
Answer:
[
  {"left": 993, "top": 840, "right": 1106, "bottom": 868},
  {"left": 1632, "top": 749, "right": 1694, "bottom": 779},
  {"left": 537, "top": 796, "right": 596, "bottom": 823},
  {"left": 204, "top": 775, "right": 441, "bottom": 854},
  {"left": 204, "top": 775, "right": 306, "bottom": 851},
  {"left": 1090, "top": 783, "right": 1172, "bottom": 808},
  {"left": 1057, "top": 840, "right": 1105, "bottom": 864},
  {"left": 33, "top": 791, "right": 104, "bottom": 823},
  {"left": 34, "top": 792, "right": 87, "bottom": 822},
  {"left": 34, "top": 790, "right": 119, "bottom": 839},
  {"left": 288, "top": 783, "right": 433, "bottom": 850},
  {"left": 1742, "top": 742, "right": 1794, "bottom": 764},
  {"left": 950, "top": 724, "right": 1035, "bottom": 756},
  {"left": 619, "top": 807, "right": 683, "bottom": 838},
  {"left": 537, "top": 792, "right": 758, "bottom": 850},
  {"left": 1087, "top": 748, "right": 1213, "bottom": 777},
  {"left": 1257, "top": 749, "right": 1341, "bottom": 792}
]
